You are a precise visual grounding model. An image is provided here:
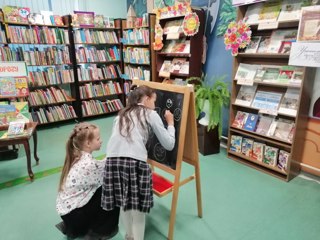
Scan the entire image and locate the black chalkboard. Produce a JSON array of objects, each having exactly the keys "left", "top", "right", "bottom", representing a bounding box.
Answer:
[{"left": 147, "top": 89, "right": 184, "bottom": 170}]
